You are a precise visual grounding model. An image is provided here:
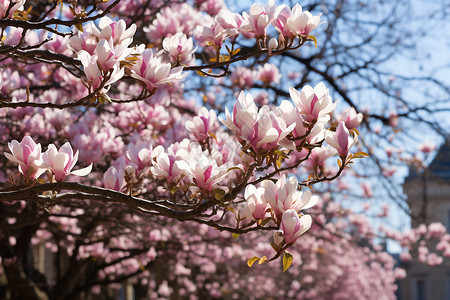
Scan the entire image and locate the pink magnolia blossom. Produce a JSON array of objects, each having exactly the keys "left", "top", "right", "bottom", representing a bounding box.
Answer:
[
  {"left": 336, "top": 107, "right": 363, "bottom": 129},
  {"left": 215, "top": 9, "right": 245, "bottom": 36},
  {"left": 257, "top": 63, "right": 281, "bottom": 85},
  {"left": 220, "top": 91, "right": 258, "bottom": 136},
  {"left": 195, "top": 23, "right": 227, "bottom": 48},
  {"left": 4, "top": 136, "right": 44, "bottom": 180},
  {"left": 69, "top": 23, "right": 97, "bottom": 54},
  {"left": 162, "top": 33, "right": 196, "bottom": 65},
  {"left": 92, "top": 17, "right": 136, "bottom": 47},
  {"left": 150, "top": 145, "right": 189, "bottom": 184},
  {"left": 325, "top": 121, "right": 358, "bottom": 158},
  {"left": 289, "top": 82, "right": 336, "bottom": 122},
  {"left": 130, "top": 46, "right": 186, "bottom": 92},
  {"left": 418, "top": 141, "right": 436, "bottom": 153},
  {"left": 272, "top": 5, "right": 293, "bottom": 39},
  {"left": 185, "top": 107, "right": 218, "bottom": 142},
  {"left": 262, "top": 175, "right": 318, "bottom": 219},
  {"left": 95, "top": 38, "right": 133, "bottom": 72},
  {"left": 185, "top": 156, "right": 227, "bottom": 191},
  {"left": 230, "top": 67, "right": 255, "bottom": 89},
  {"left": 280, "top": 209, "right": 312, "bottom": 244},
  {"left": 126, "top": 142, "right": 153, "bottom": 172},
  {"left": 103, "top": 166, "right": 126, "bottom": 192},
  {"left": 79, "top": 50, "right": 124, "bottom": 91},
  {"left": 286, "top": 4, "right": 321, "bottom": 37},
  {"left": 42, "top": 143, "right": 92, "bottom": 181},
  {"left": 240, "top": 106, "right": 295, "bottom": 152},
  {"left": 241, "top": 185, "right": 269, "bottom": 221},
  {"left": 241, "top": 1, "right": 276, "bottom": 38},
  {"left": 277, "top": 100, "right": 327, "bottom": 148},
  {"left": 0, "top": 0, "right": 25, "bottom": 18}
]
